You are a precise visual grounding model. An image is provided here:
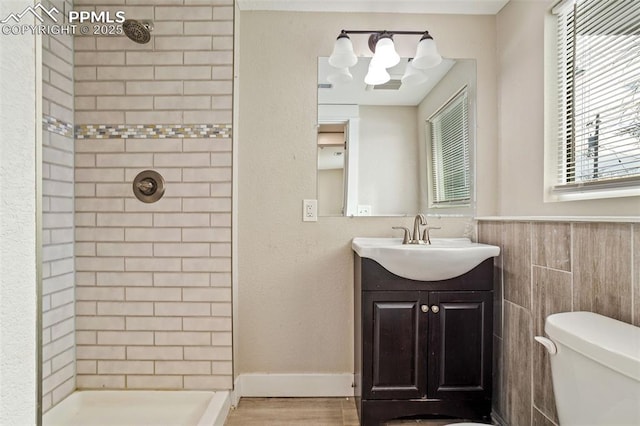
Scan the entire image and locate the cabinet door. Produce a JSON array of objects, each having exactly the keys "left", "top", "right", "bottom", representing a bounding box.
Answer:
[
  {"left": 427, "top": 291, "right": 492, "bottom": 400},
  {"left": 362, "top": 291, "right": 427, "bottom": 400}
]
